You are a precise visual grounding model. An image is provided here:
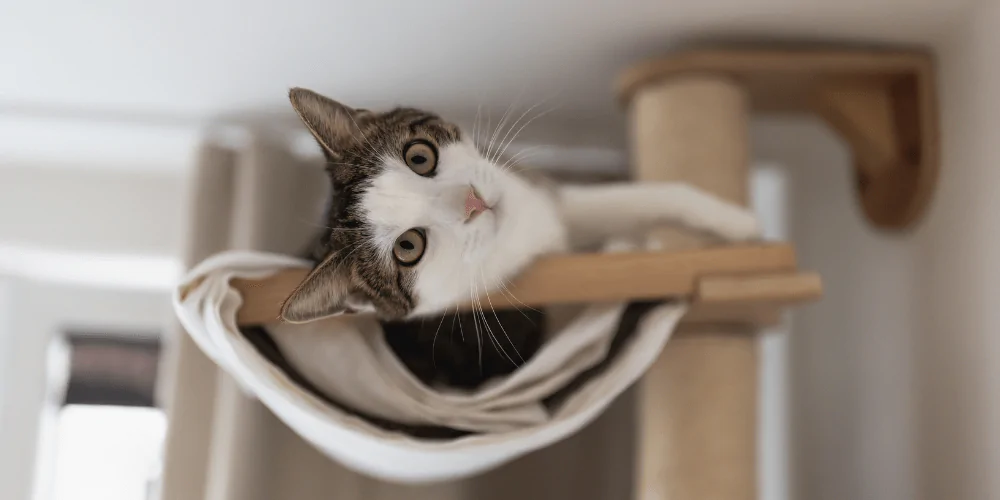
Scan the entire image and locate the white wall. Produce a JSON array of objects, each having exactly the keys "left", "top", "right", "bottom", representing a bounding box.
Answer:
[
  {"left": 749, "top": 7, "right": 1000, "bottom": 498},
  {"left": 914, "top": 2, "right": 1000, "bottom": 499},
  {"left": 0, "top": 279, "right": 14, "bottom": 428},
  {"left": 753, "top": 118, "right": 921, "bottom": 500},
  {"left": 0, "top": 167, "right": 185, "bottom": 256}
]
